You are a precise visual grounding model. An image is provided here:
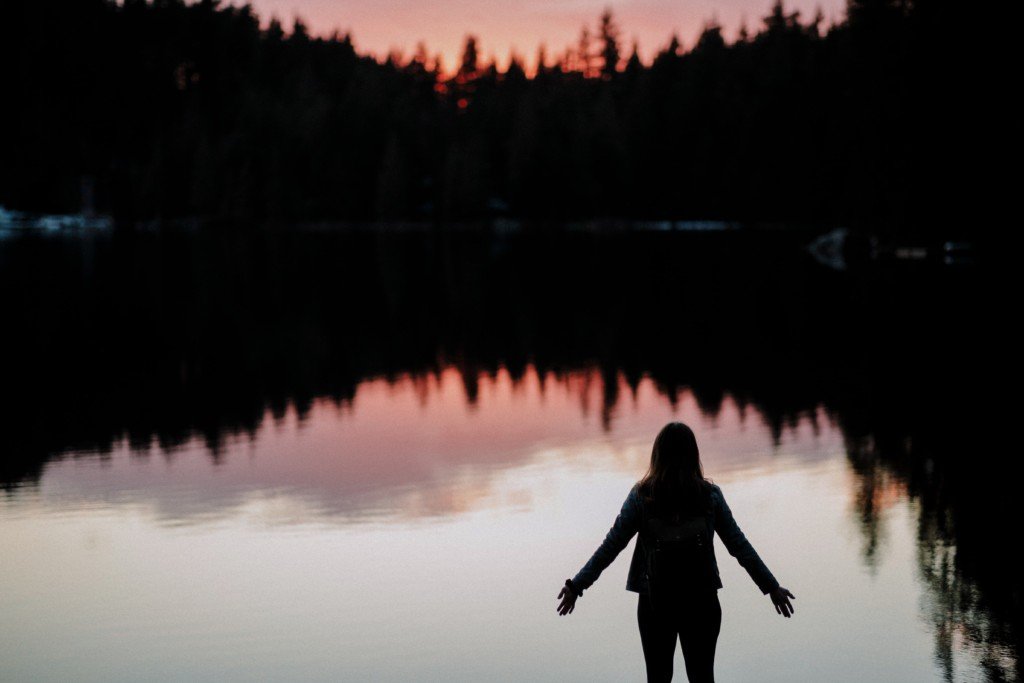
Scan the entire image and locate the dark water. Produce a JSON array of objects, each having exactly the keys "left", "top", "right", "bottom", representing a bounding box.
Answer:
[{"left": 0, "top": 229, "right": 1016, "bottom": 682}]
